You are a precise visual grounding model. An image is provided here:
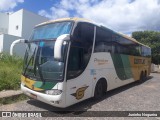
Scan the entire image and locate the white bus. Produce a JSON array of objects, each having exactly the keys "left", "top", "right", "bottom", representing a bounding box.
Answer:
[{"left": 21, "top": 18, "right": 151, "bottom": 108}]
